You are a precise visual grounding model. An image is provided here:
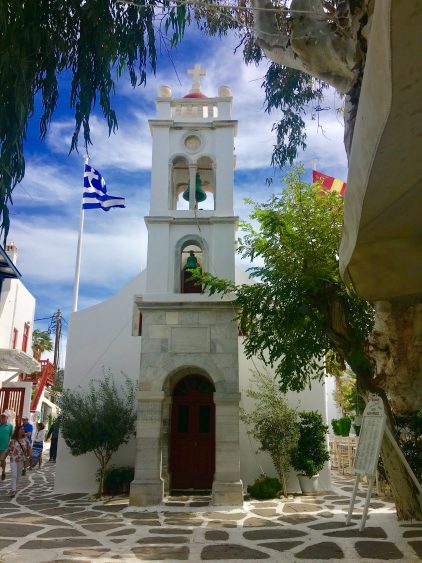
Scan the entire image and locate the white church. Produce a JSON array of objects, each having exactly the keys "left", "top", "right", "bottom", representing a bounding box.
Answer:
[{"left": 57, "top": 65, "right": 331, "bottom": 505}]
